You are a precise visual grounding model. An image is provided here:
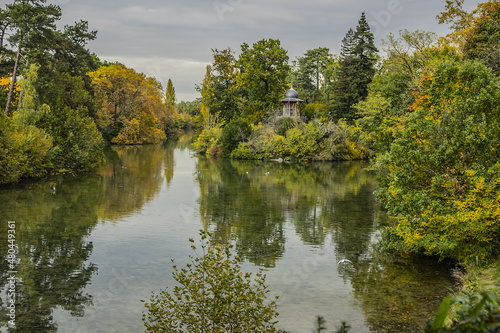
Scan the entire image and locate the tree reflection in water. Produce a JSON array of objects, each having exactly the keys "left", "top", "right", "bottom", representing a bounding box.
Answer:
[
  {"left": 195, "top": 157, "right": 454, "bottom": 332},
  {"left": 0, "top": 175, "right": 101, "bottom": 333},
  {"left": 0, "top": 143, "right": 172, "bottom": 332},
  {"left": 0, "top": 141, "right": 455, "bottom": 333}
]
